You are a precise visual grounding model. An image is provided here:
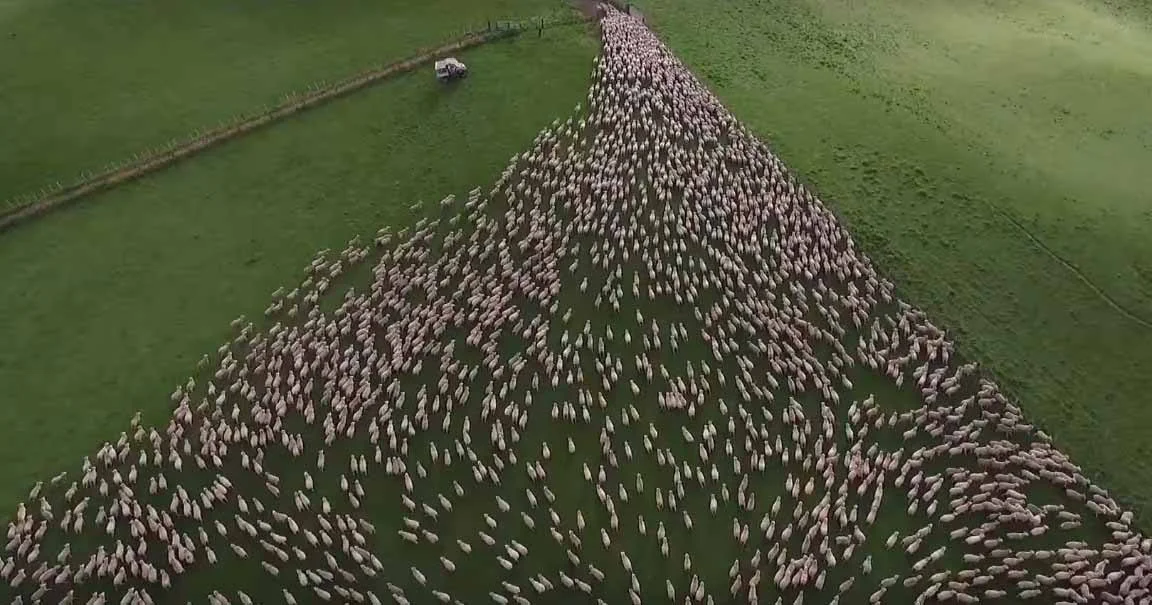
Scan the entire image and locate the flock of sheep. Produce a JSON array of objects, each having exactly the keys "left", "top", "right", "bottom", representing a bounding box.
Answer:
[{"left": 3, "top": 6, "right": 1150, "bottom": 605}]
